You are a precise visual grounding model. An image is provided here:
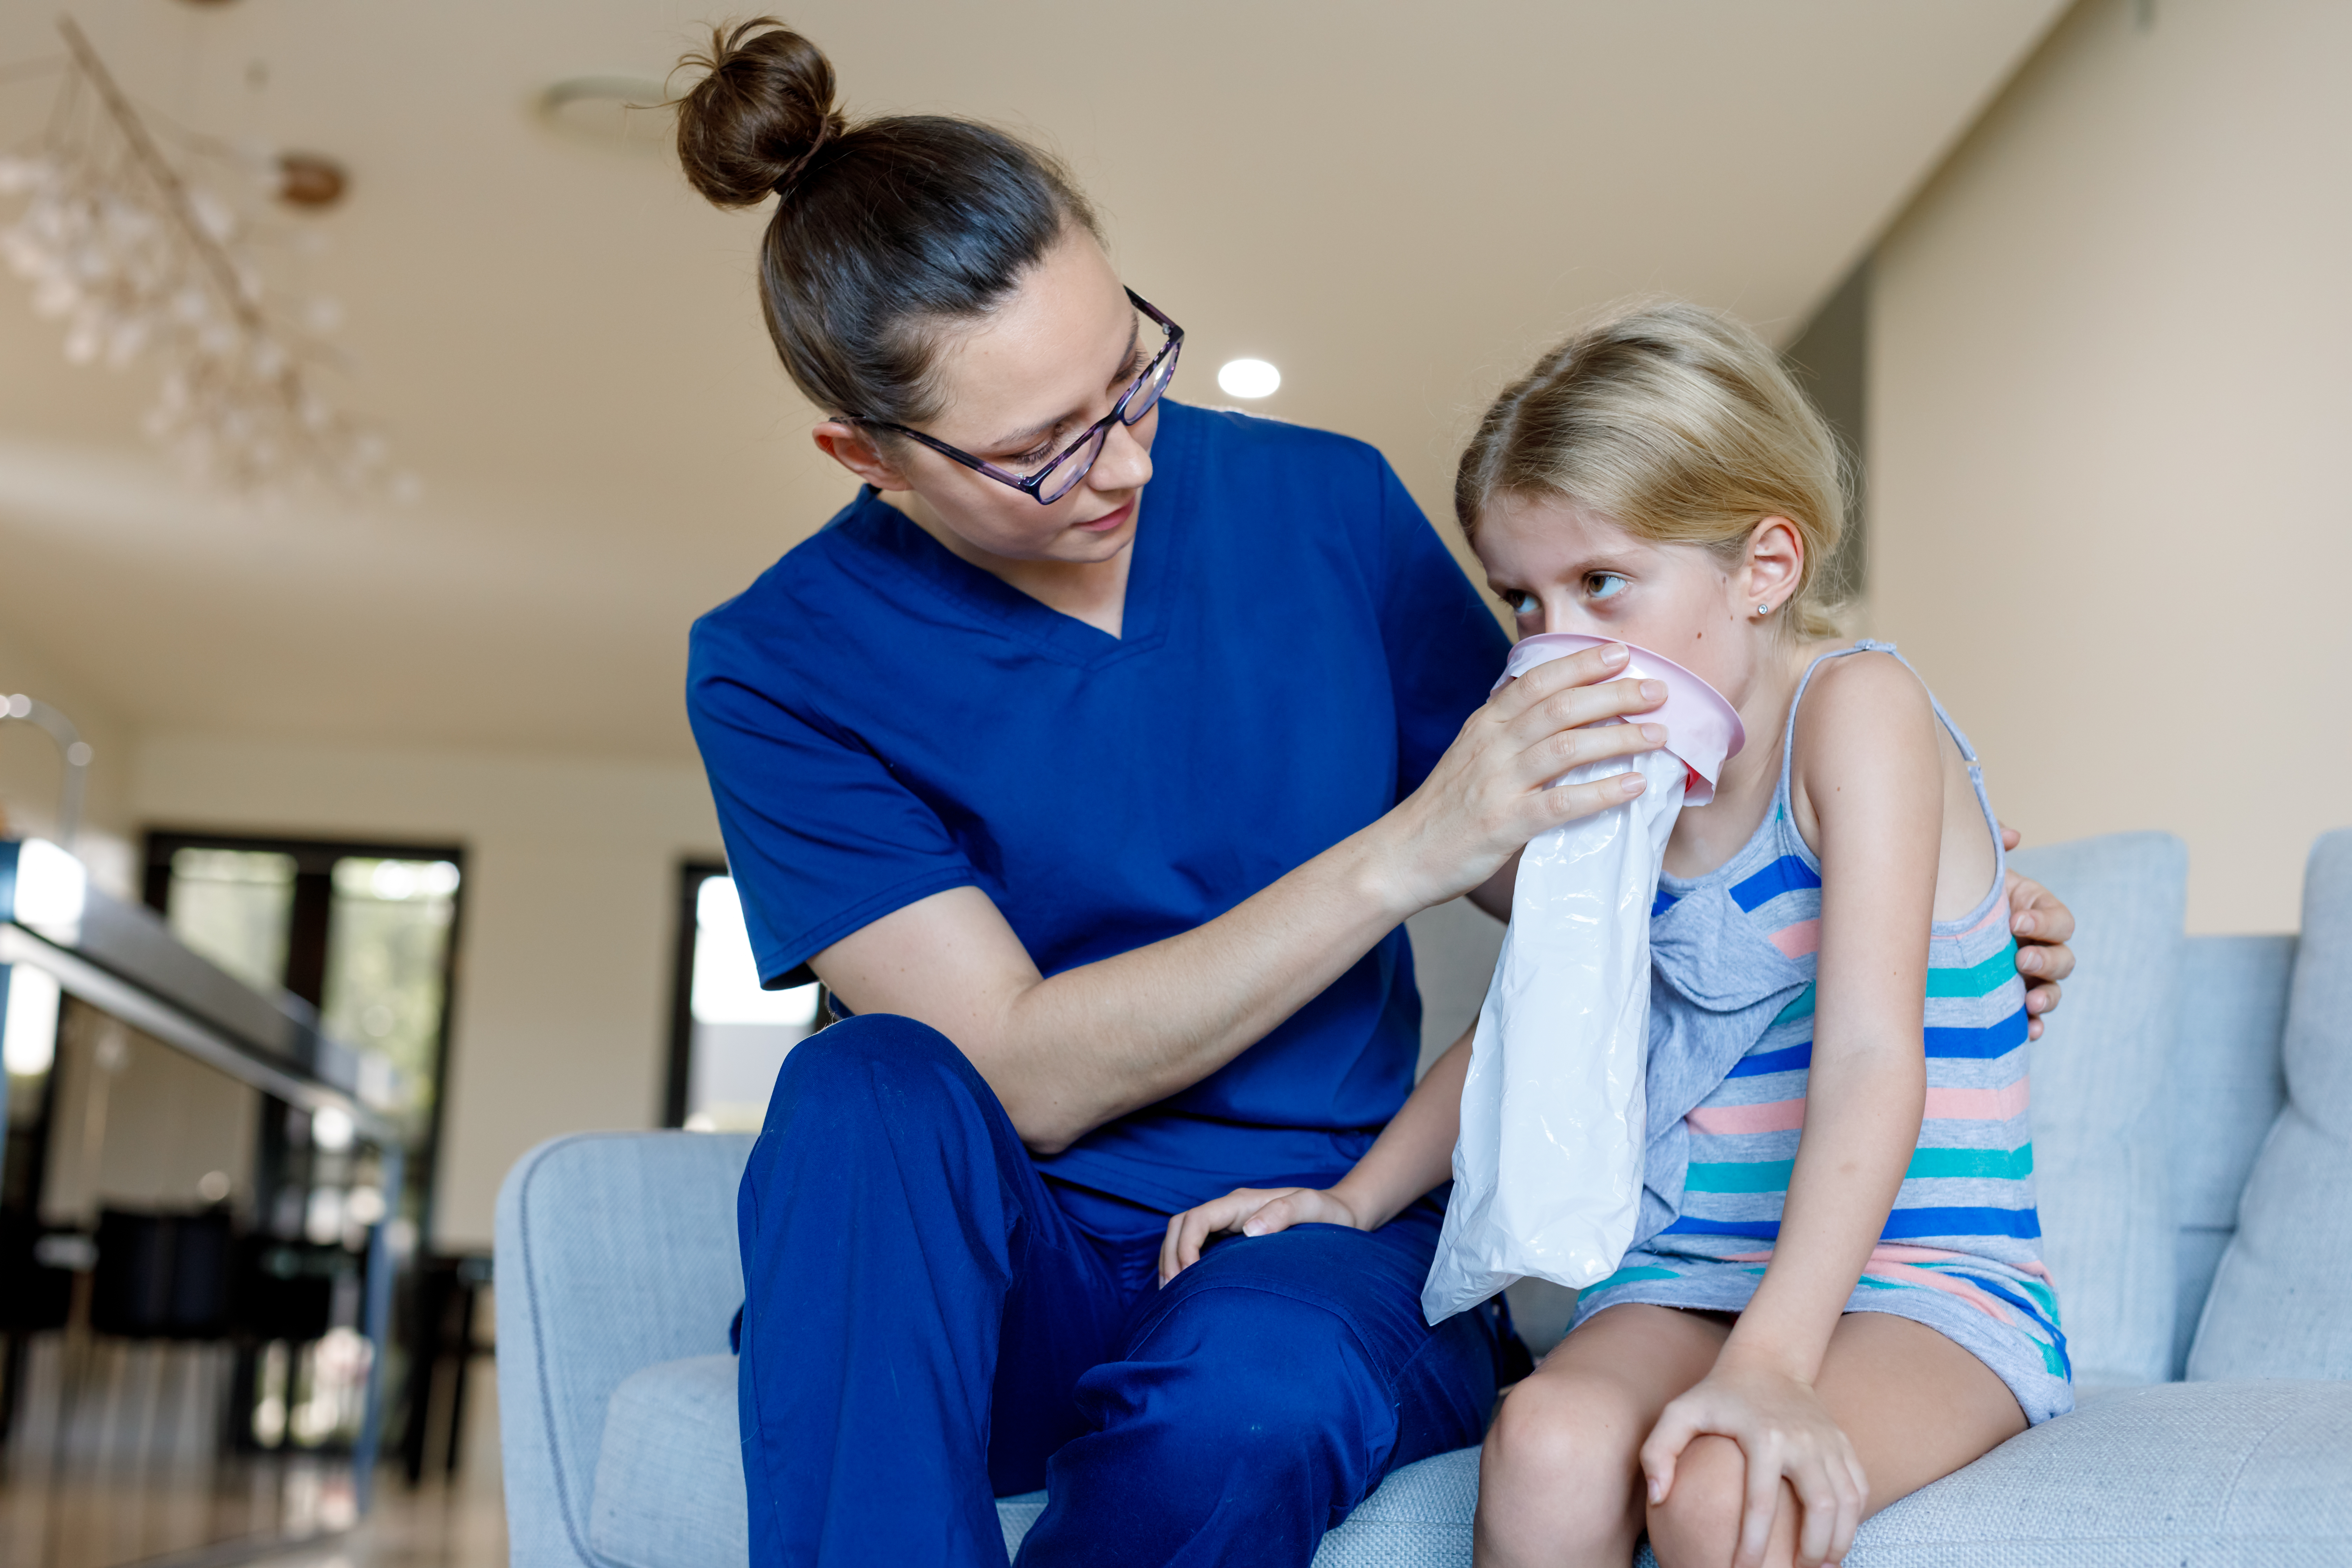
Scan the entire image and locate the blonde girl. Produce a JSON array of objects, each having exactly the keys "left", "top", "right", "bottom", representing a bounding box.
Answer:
[{"left": 1162, "top": 302, "right": 2068, "bottom": 1568}]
